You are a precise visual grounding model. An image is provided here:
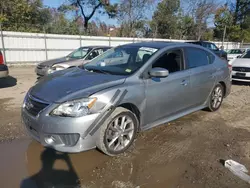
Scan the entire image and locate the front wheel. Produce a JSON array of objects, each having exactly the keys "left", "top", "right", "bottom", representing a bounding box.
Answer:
[
  {"left": 207, "top": 83, "right": 224, "bottom": 112},
  {"left": 96, "top": 107, "right": 138, "bottom": 156}
]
